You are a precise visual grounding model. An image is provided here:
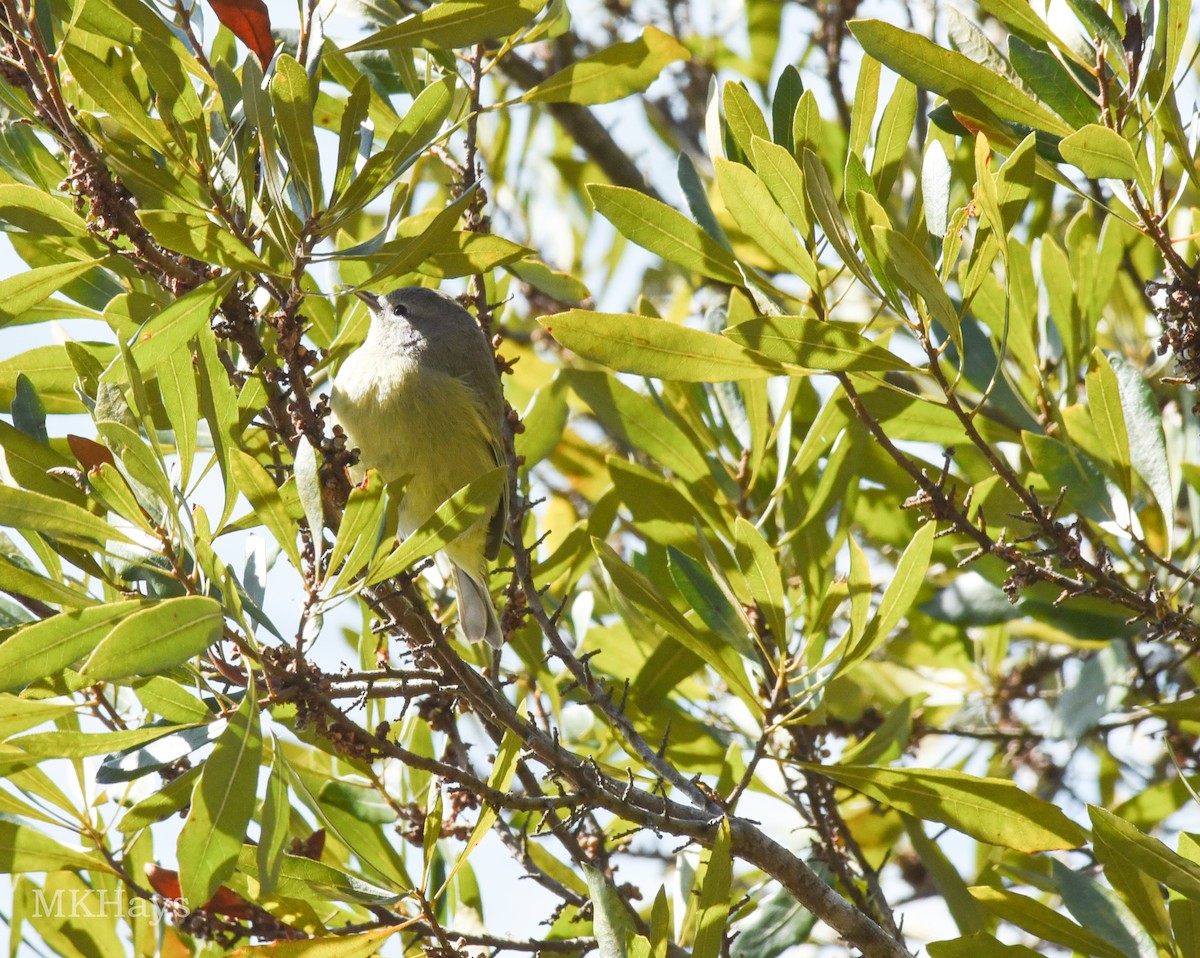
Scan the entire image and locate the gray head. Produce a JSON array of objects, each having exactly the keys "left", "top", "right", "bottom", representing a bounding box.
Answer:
[{"left": 355, "top": 286, "right": 478, "bottom": 340}]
